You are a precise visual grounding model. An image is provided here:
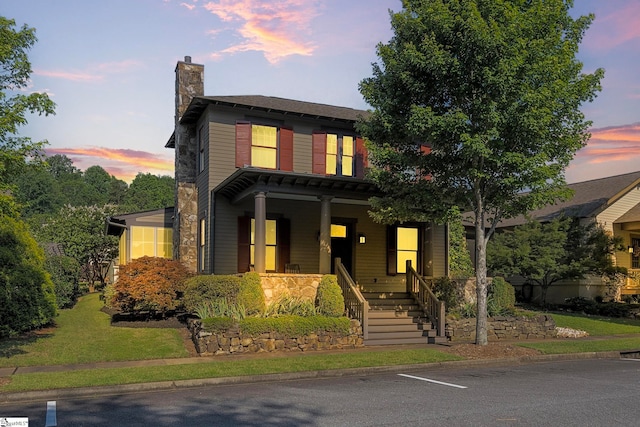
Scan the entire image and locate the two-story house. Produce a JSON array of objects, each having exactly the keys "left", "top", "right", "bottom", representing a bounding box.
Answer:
[{"left": 166, "top": 57, "right": 449, "bottom": 344}]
